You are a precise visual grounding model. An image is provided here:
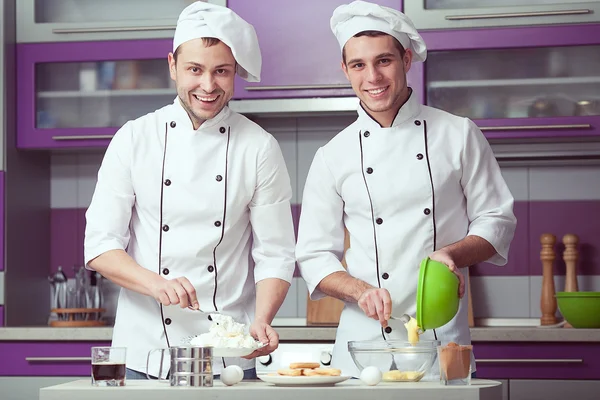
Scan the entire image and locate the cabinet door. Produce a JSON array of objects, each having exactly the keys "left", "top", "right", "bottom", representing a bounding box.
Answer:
[
  {"left": 0, "top": 171, "right": 4, "bottom": 272},
  {"left": 0, "top": 377, "right": 79, "bottom": 400},
  {"left": 16, "top": 0, "right": 227, "bottom": 43},
  {"left": 510, "top": 379, "right": 600, "bottom": 400},
  {"left": 0, "top": 341, "right": 111, "bottom": 376},
  {"left": 423, "top": 24, "right": 600, "bottom": 139},
  {"left": 17, "top": 40, "right": 174, "bottom": 149},
  {"left": 497, "top": 379, "right": 509, "bottom": 400},
  {"left": 405, "top": 1, "right": 600, "bottom": 30},
  {"left": 473, "top": 342, "right": 600, "bottom": 380},
  {"left": 229, "top": 0, "right": 404, "bottom": 99}
]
